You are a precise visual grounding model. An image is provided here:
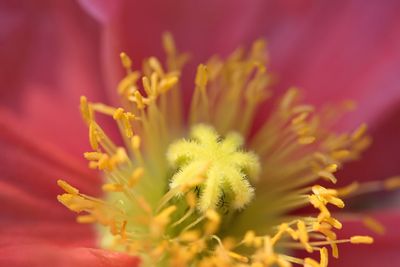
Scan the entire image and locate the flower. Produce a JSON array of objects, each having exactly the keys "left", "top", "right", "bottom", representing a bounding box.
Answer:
[{"left": 1, "top": 1, "right": 400, "bottom": 266}]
